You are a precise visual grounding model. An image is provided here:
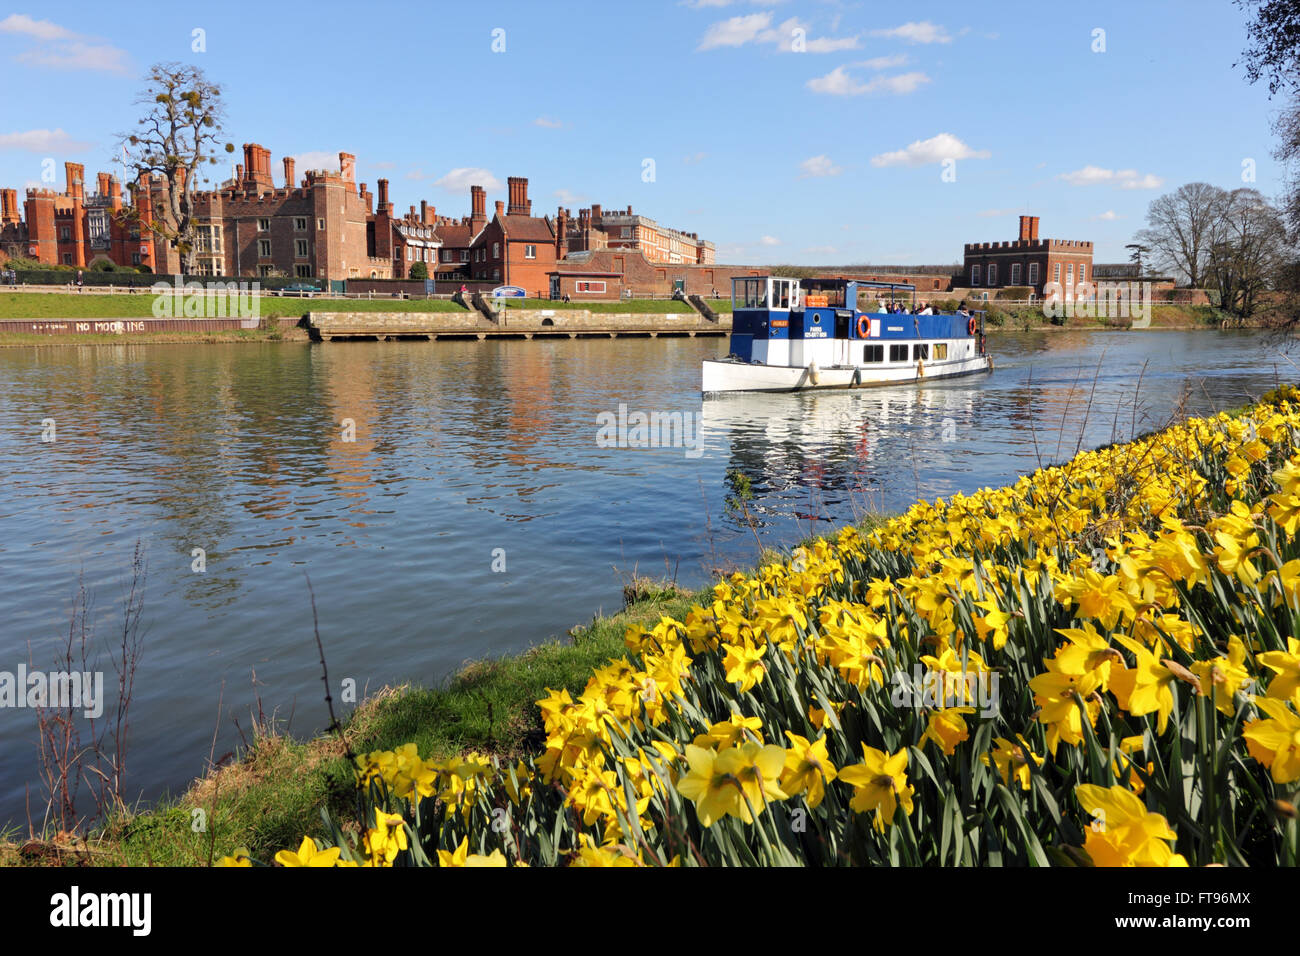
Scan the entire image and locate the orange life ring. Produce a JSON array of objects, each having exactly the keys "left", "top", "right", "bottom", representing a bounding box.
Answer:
[
  {"left": 857, "top": 315, "right": 870, "bottom": 339},
  {"left": 967, "top": 316, "right": 977, "bottom": 335}
]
